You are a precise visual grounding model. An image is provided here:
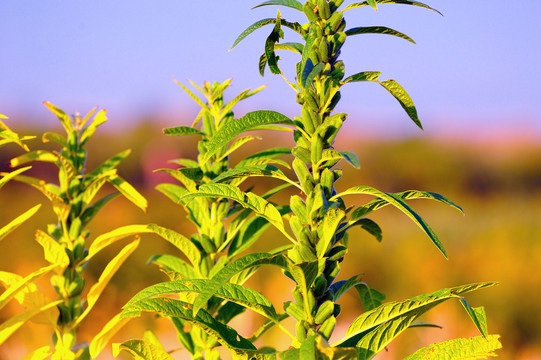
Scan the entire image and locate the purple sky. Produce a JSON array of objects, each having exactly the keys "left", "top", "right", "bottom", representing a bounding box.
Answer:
[{"left": 1, "top": 1, "right": 540, "bottom": 138}]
